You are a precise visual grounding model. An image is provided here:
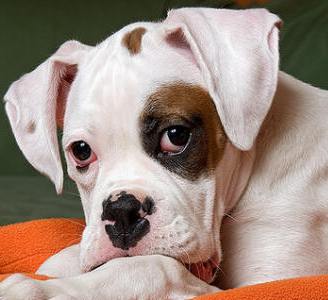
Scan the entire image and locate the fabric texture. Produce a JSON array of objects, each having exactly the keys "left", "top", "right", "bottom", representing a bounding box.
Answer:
[
  {"left": 0, "top": 218, "right": 84, "bottom": 281},
  {"left": 1, "top": 218, "right": 328, "bottom": 299}
]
